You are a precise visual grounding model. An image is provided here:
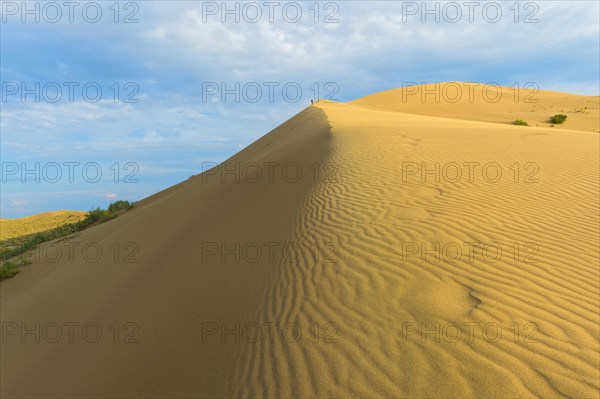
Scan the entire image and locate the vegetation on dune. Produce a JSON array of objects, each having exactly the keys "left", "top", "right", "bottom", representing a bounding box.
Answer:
[
  {"left": 0, "top": 260, "right": 21, "bottom": 280},
  {"left": 550, "top": 114, "right": 567, "bottom": 124},
  {"left": 514, "top": 119, "right": 529, "bottom": 126},
  {"left": 0, "top": 200, "right": 134, "bottom": 280},
  {"left": 0, "top": 257, "right": 31, "bottom": 280},
  {"left": 108, "top": 200, "right": 134, "bottom": 214}
]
